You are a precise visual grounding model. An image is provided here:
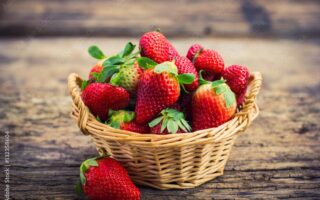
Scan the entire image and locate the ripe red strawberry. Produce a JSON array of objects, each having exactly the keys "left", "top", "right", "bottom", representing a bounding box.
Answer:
[
  {"left": 193, "top": 49, "right": 224, "bottom": 75},
  {"left": 79, "top": 156, "right": 140, "bottom": 200},
  {"left": 139, "top": 31, "right": 179, "bottom": 63},
  {"left": 186, "top": 44, "right": 203, "bottom": 61},
  {"left": 81, "top": 83, "right": 130, "bottom": 121},
  {"left": 149, "top": 108, "right": 191, "bottom": 134},
  {"left": 120, "top": 121, "right": 150, "bottom": 133},
  {"left": 192, "top": 79, "right": 237, "bottom": 131},
  {"left": 222, "top": 65, "right": 250, "bottom": 105},
  {"left": 135, "top": 61, "right": 194, "bottom": 124},
  {"left": 107, "top": 110, "right": 150, "bottom": 133},
  {"left": 174, "top": 56, "right": 199, "bottom": 91}
]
